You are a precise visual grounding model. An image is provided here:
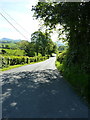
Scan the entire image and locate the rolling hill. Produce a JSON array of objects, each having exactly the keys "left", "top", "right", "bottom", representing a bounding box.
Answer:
[{"left": 0, "top": 38, "right": 21, "bottom": 43}]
